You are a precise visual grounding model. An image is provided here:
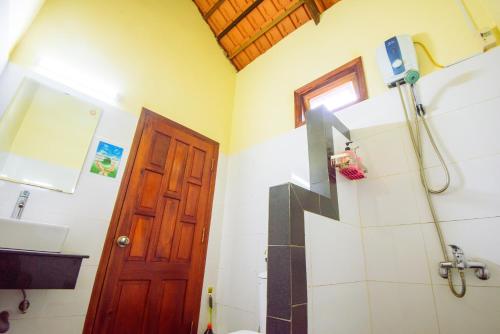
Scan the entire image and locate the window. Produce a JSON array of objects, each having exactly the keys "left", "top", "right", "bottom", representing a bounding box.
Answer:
[{"left": 294, "top": 57, "right": 368, "bottom": 127}]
